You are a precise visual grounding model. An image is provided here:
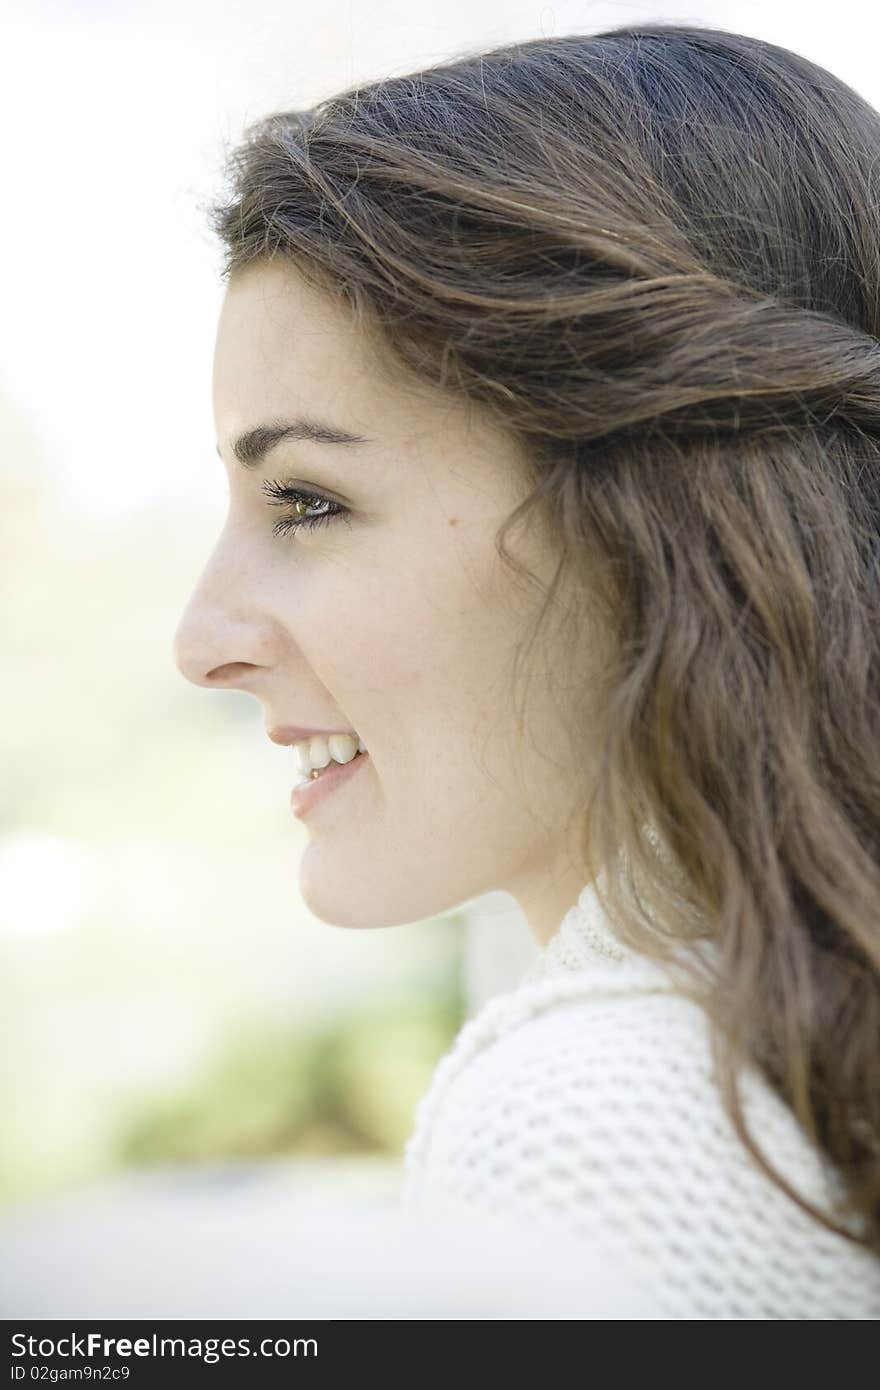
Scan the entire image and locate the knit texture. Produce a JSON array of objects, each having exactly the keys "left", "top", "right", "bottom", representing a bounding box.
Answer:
[{"left": 402, "top": 881, "right": 880, "bottom": 1318}]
